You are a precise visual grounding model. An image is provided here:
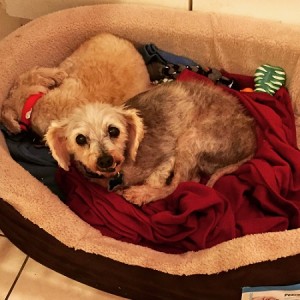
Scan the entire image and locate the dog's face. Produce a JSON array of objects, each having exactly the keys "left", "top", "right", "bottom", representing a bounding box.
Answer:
[{"left": 45, "top": 103, "right": 144, "bottom": 178}]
